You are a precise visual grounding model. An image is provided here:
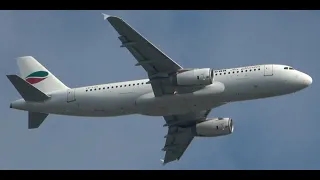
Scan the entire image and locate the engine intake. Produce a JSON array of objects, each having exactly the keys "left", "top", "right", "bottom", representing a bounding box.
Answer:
[
  {"left": 171, "top": 68, "right": 214, "bottom": 86},
  {"left": 194, "top": 118, "right": 234, "bottom": 137}
]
